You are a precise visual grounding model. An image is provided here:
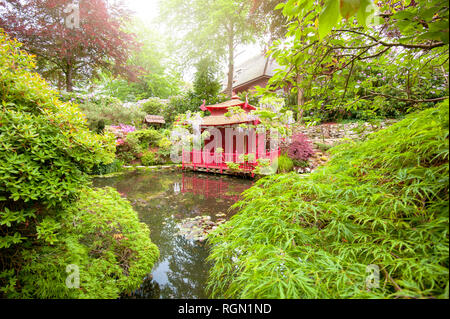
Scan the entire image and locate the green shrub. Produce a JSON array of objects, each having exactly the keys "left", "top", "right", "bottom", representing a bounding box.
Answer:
[
  {"left": 0, "top": 30, "right": 157, "bottom": 298},
  {"left": 207, "top": 101, "right": 449, "bottom": 299},
  {"left": 277, "top": 154, "right": 294, "bottom": 173},
  {"left": 141, "top": 98, "right": 166, "bottom": 115},
  {"left": 90, "top": 159, "right": 124, "bottom": 176},
  {"left": 314, "top": 142, "right": 333, "bottom": 152},
  {"left": 226, "top": 162, "right": 241, "bottom": 171},
  {"left": 126, "top": 129, "right": 162, "bottom": 151},
  {"left": 75, "top": 97, "right": 146, "bottom": 129},
  {"left": 293, "top": 159, "right": 309, "bottom": 168},
  {"left": 141, "top": 151, "right": 161, "bottom": 166},
  {"left": 156, "top": 136, "right": 172, "bottom": 159},
  {"left": 0, "top": 29, "right": 115, "bottom": 209},
  {"left": 8, "top": 188, "right": 159, "bottom": 299}
]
